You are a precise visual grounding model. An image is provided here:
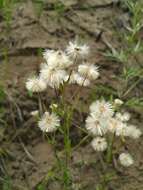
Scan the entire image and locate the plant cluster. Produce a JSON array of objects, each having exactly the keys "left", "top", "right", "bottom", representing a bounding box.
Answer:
[{"left": 26, "top": 40, "right": 142, "bottom": 189}]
